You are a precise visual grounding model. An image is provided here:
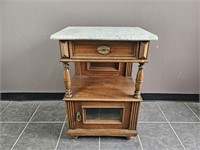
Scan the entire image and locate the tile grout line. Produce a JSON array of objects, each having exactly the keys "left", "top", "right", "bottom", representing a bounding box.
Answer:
[
  {"left": 0, "top": 121, "right": 66, "bottom": 123},
  {"left": 10, "top": 102, "right": 42, "bottom": 150},
  {"left": 99, "top": 136, "right": 100, "bottom": 150},
  {"left": 0, "top": 101, "right": 12, "bottom": 115},
  {"left": 138, "top": 121, "right": 168, "bottom": 123},
  {"left": 138, "top": 121, "right": 200, "bottom": 124},
  {"left": 55, "top": 115, "right": 67, "bottom": 150},
  {"left": 30, "top": 121, "right": 64, "bottom": 123},
  {"left": 156, "top": 102, "right": 187, "bottom": 150},
  {"left": 0, "top": 121, "right": 28, "bottom": 123},
  {"left": 185, "top": 103, "right": 200, "bottom": 121},
  {"left": 137, "top": 134, "right": 144, "bottom": 150},
  {"left": 170, "top": 122, "right": 200, "bottom": 124}
]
